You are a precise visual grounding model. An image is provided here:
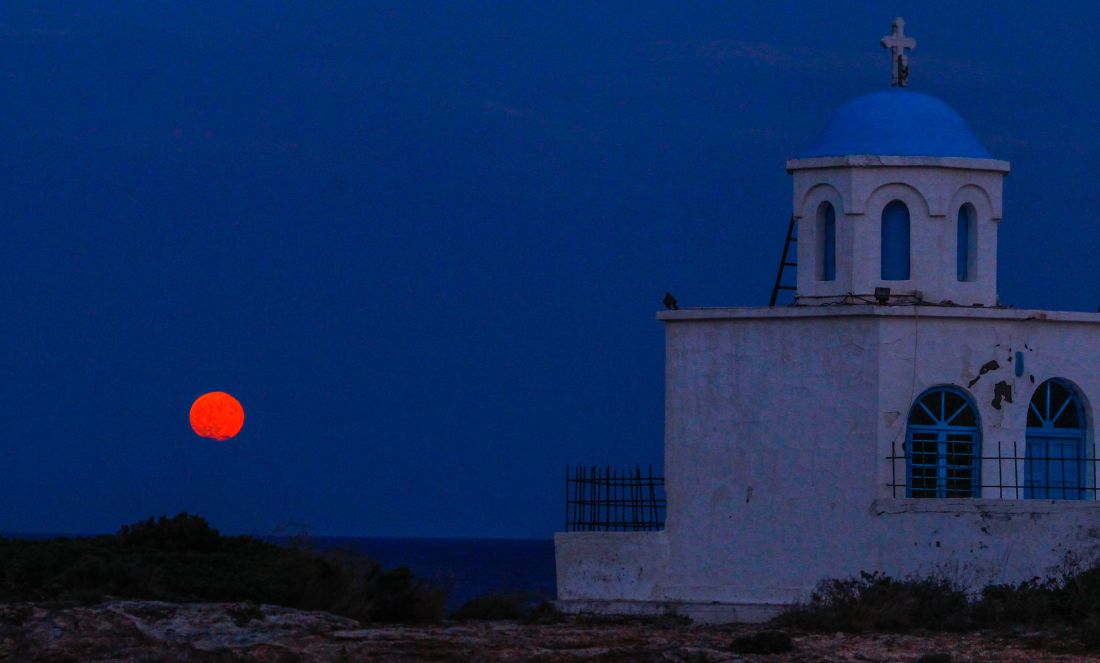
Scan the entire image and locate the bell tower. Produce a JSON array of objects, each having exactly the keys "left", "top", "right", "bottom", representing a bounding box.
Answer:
[{"left": 786, "top": 19, "right": 1010, "bottom": 307}]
